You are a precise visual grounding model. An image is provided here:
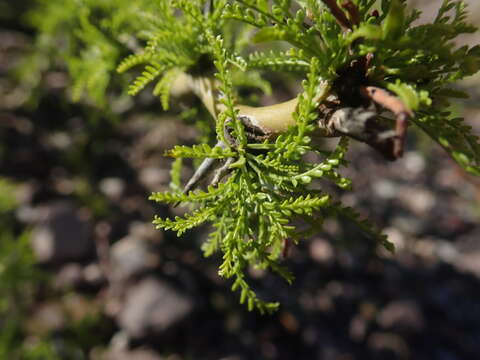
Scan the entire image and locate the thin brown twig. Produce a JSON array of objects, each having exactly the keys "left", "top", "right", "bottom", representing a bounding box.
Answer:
[
  {"left": 321, "top": 0, "right": 352, "bottom": 29},
  {"left": 364, "top": 53, "right": 374, "bottom": 72},
  {"left": 282, "top": 238, "right": 291, "bottom": 259},
  {"left": 341, "top": 1, "right": 361, "bottom": 27},
  {"left": 360, "top": 86, "right": 413, "bottom": 158}
]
